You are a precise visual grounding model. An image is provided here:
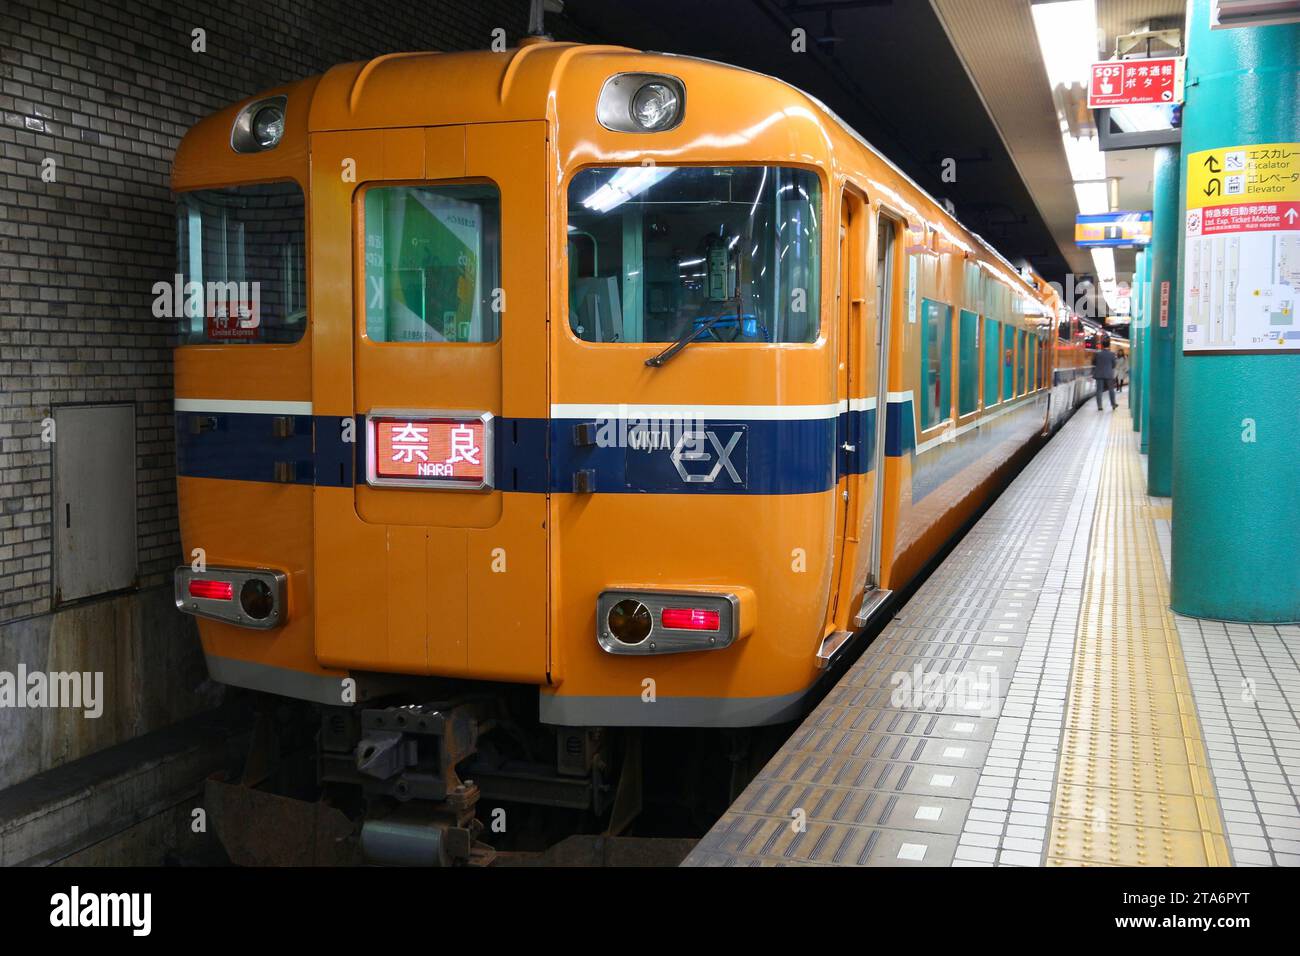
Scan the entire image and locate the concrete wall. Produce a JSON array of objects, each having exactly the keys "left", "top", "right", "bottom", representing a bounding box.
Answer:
[
  {"left": 0, "top": 585, "right": 219, "bottom": 790},
  {"left": 0, "top": 0, "right": 596, "bottom": 789}
]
